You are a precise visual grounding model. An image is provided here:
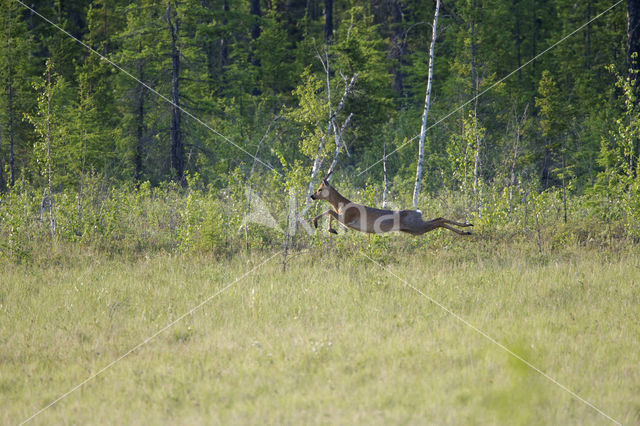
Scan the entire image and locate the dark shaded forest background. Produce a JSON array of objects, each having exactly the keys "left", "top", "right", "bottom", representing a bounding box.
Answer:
[{"left": 0, "top": 0, "right": 639, "bottom": 256}]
